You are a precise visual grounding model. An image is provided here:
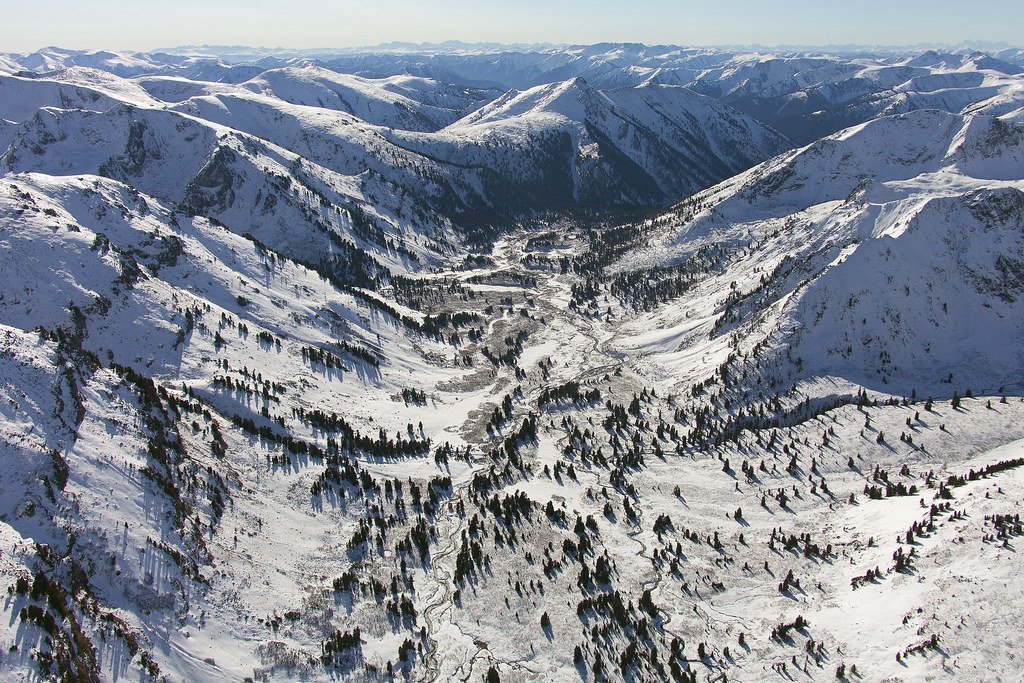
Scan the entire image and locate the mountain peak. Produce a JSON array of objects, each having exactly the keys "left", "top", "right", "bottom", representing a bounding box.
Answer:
[{"left": 449, "top": 76, "right": 607, "bottom": 128}]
